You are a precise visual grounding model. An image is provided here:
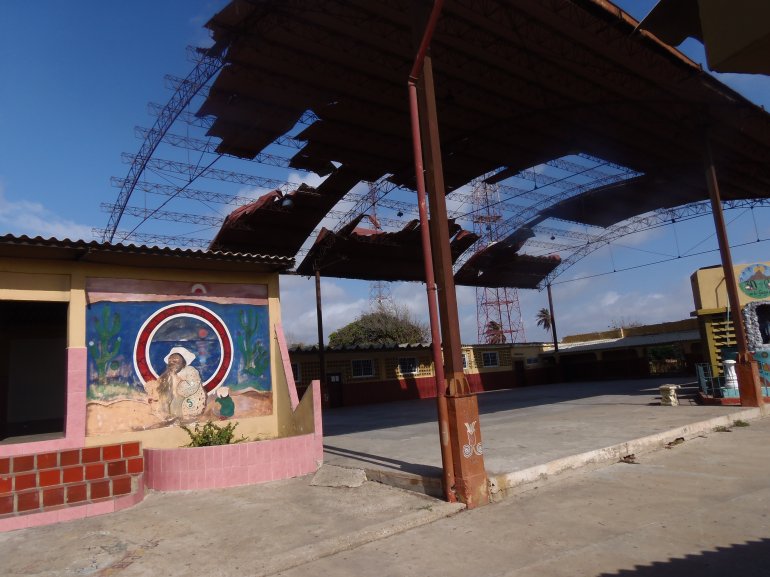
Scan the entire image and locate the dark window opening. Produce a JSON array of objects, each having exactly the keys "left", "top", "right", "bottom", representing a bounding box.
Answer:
[{"left": 0, "top": 301, "right": 68, "bottom": 442}]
